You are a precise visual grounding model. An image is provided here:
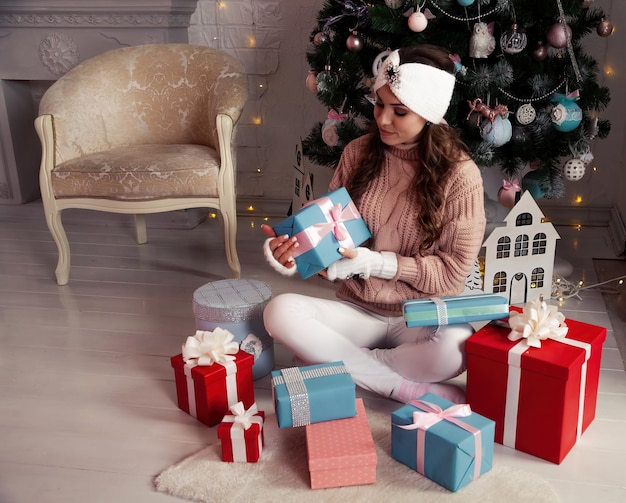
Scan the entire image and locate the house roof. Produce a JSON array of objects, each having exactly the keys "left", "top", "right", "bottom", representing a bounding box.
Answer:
[{"left": 482, "top": 190, "right": 561, "bottom": 247}]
